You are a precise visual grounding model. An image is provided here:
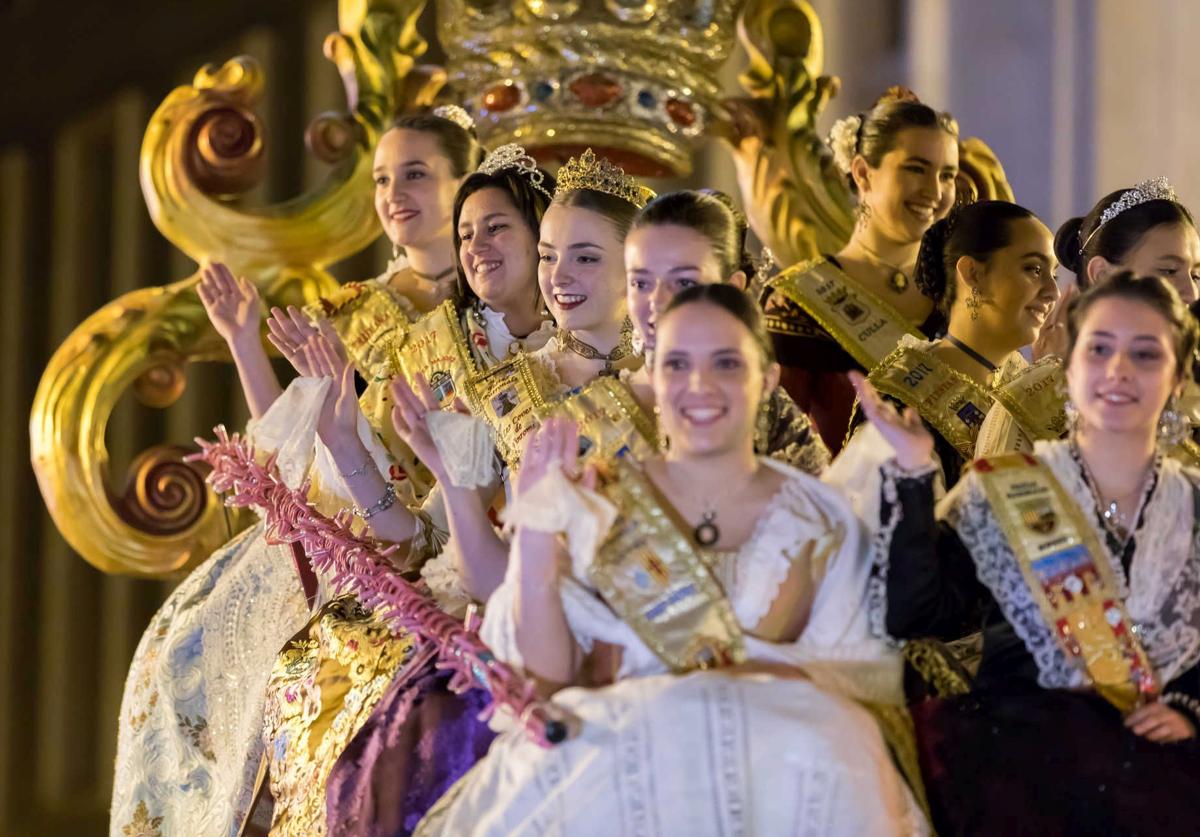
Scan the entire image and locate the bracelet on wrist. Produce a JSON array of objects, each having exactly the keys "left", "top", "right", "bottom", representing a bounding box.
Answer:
[
  {"left": 1161, "top": 691, "right": 1200, "bottom": 726},
  {"left": 353, "top": 482, "right": 398, "bottom": 521}
]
